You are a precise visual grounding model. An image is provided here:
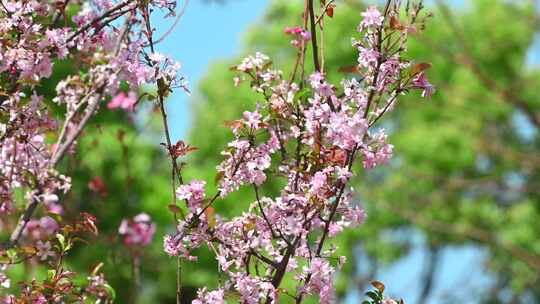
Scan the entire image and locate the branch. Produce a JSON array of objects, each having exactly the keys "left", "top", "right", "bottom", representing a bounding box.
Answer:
[
  {"left": 143, "top": 0, "right": 190, "bottom": 47},
  {"left": 141, "top": 4, "right": 186, "bottom": 303},
  {"left": 314, "top": 0, "right": 335, "bottom": 26},
  {"left": 308, "top": 0, "right": 321, "bottom": 72},
  {"left": 3, "top": 87, "right": 106, "bottom": 249},
  {"left": 65, "top": 1, "right": 132, "bottom": 45},
  {"left": 417, "top": 246, "right": 440, "bottom": 304},
  {"left": 385, "top": 202, "right": 540, "bottom": 272}
]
